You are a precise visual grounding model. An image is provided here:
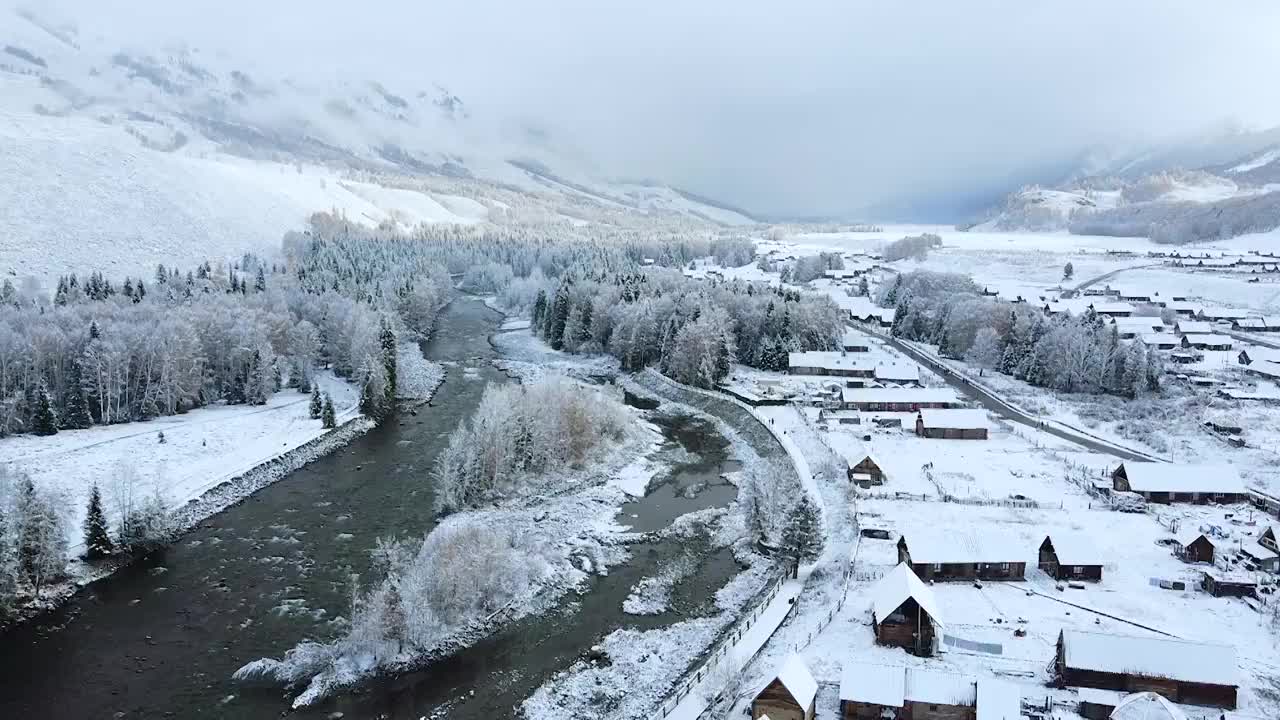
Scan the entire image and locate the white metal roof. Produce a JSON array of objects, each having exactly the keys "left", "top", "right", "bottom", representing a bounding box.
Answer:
[
  {"left": 1043, "top": 534, "right": 1104, "bottom": 566},
  {"left": 870, "top": 563, "right": 944, "bottom": 627},
  {"left": 901, "top": 529, "right": 1024, "bottom": 564},
  {"left": 905, "top": 668, "right": 976, "bottom": 706},
  {"left": 788, "top": 351, "right": 874, "bottom": 371},
  {"left": 1116, "top": 462, "right": 1246, "bottom": 495},
  {"left": 875, "top": 364, "right": 920, "bottom": 382},
  {"left": 1059, "top": 630, "right": 1238, "bottom": 687},
  {"left": 1175, "top": 321, "right": 1213, "bottom": 334},
  {"left": 1109, "top": 692, "right": 1189, "bottom": 720},
  {"left": 1183, "top": 334, "right": 1232, "bottom": 346},
  {"left": 975, "top": 679, "right": 1023, "bottom": 720},
  {"left": 917, "top": 408, "right": 990, "bottom": 431},
  {"left": 841, "top": 388, "right": 959, "bottom": 405},
  {"left": 772, "top": 654, "right": 818, "bottom": 709},
  {"left": 838, "top": 661, "right": 907, "bottom": 706}
]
